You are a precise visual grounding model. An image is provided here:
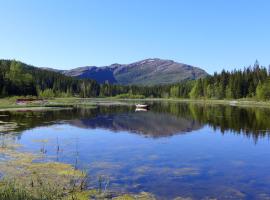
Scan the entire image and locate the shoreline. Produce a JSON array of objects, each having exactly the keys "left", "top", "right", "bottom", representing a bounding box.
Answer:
[{"left": 0, "top": 97, "right": 269, "bottom": 111}]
